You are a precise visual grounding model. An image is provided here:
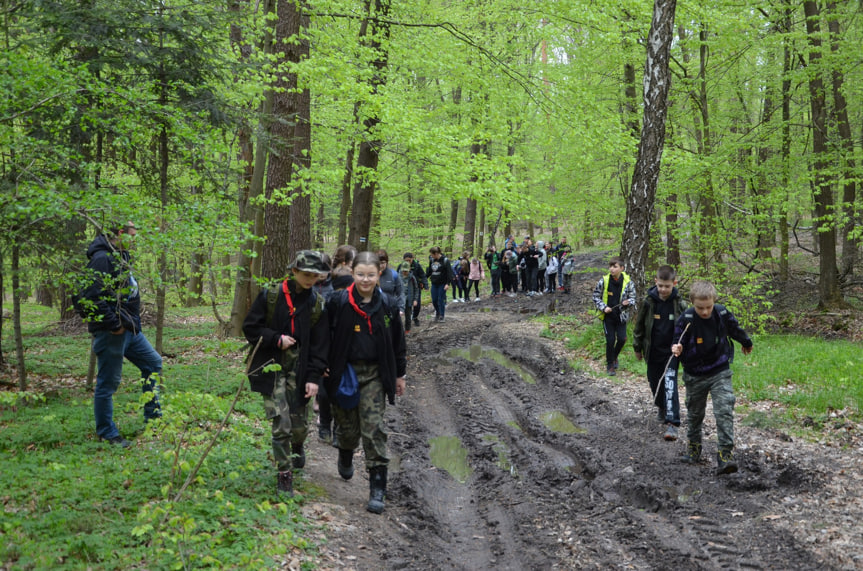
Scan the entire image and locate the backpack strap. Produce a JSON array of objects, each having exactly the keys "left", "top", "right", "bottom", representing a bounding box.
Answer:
[{"left": 265, "top": 284, "right": 280, "bottom": 326}]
